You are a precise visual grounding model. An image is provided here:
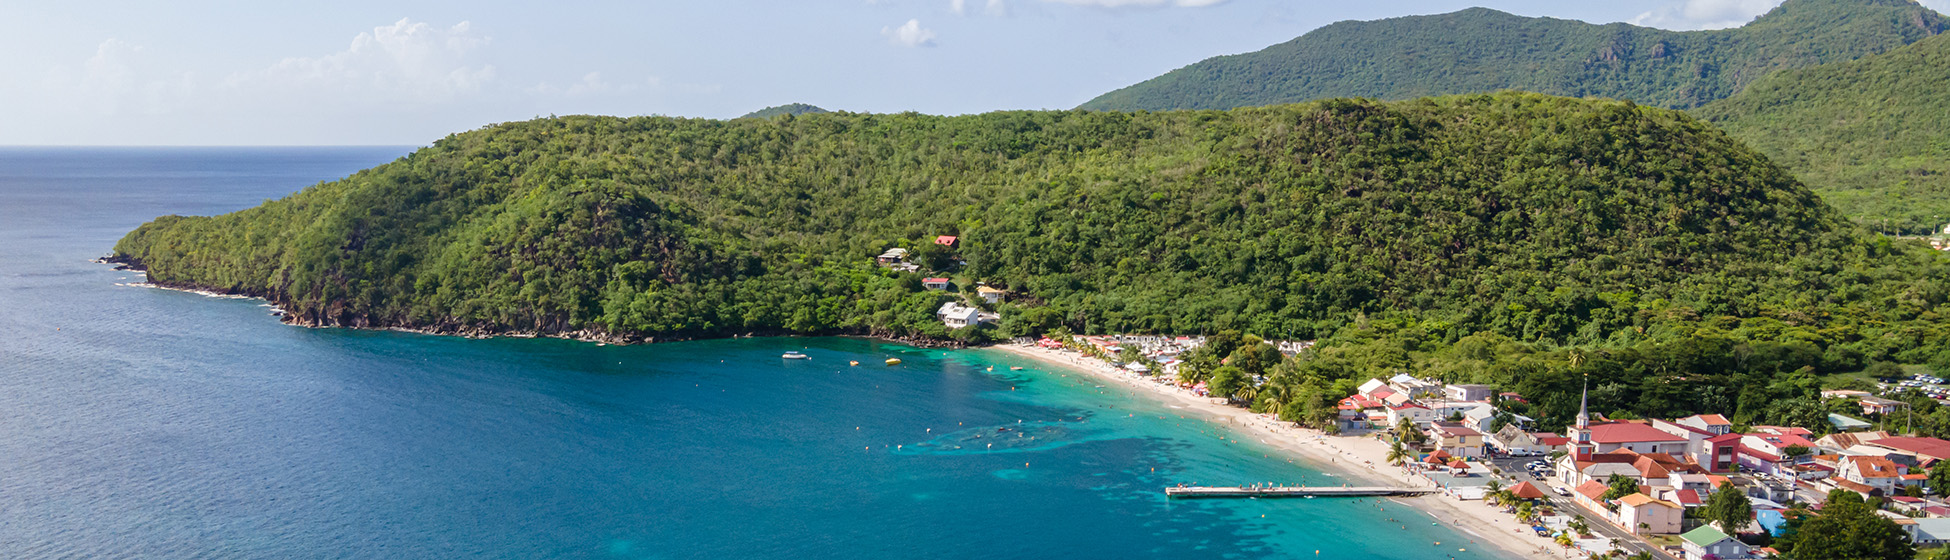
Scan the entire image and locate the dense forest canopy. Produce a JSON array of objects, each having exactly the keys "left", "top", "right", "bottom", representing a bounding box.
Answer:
[
  {"left": 1079, "top": 0, "right": 1947, "bottom": 112},
  {"left": 114, "top": 92, "right": 1950, "bottom": 431},
  {"left": 1697, "top": 32, "right": 1950, "bottom": 235}
]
